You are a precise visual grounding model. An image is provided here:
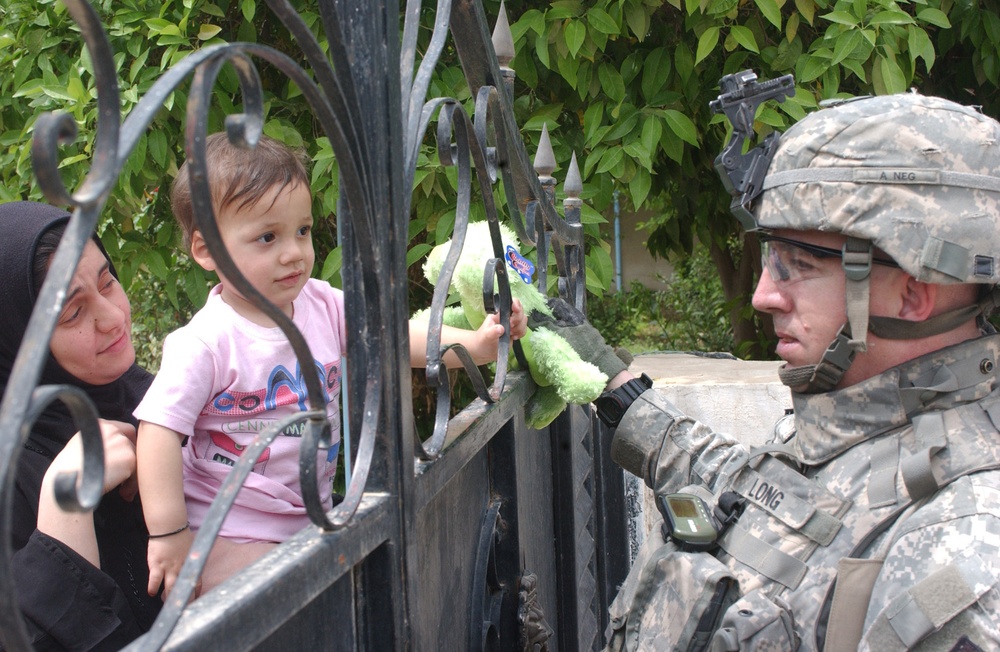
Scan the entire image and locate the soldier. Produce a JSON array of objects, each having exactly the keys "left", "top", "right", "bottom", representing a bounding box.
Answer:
[{"left": 536, "top": 89, "right": 1000, "bottom": 649}]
